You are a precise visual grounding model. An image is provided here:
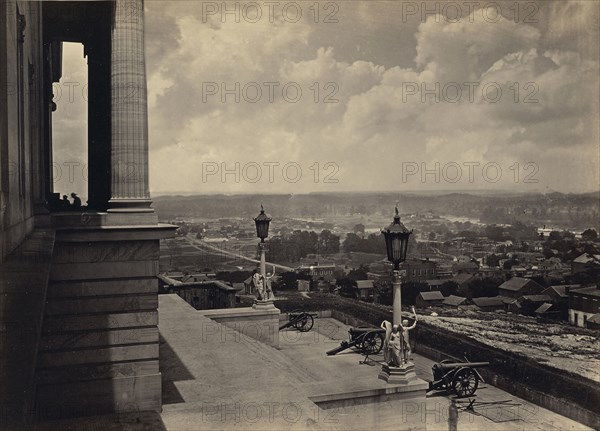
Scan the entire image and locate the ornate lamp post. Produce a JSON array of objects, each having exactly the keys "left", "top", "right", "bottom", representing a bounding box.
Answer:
[
  {"left": 378, "top": 205, "right": 419, "bottom": 385},
  {"left": 253, "top": 204, "right": 275, "bottom": 307},
  {"left": 254, "top": 204, "right": 271, "bottom": 276},
  {"left": 381, "top": 205, "right": 412, "bottom": 325}
]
